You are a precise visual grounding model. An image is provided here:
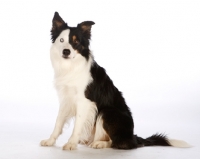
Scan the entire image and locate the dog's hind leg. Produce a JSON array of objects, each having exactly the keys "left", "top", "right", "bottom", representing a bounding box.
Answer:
[
  {"left": 89, "top": 116, "right": 112, "bottom": 149},
  {"left": 102, "top": 108, "right": 137, "bottom": 149},
  {"left": 91, "top": 108, "right": 137, "bottom": 149}
]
